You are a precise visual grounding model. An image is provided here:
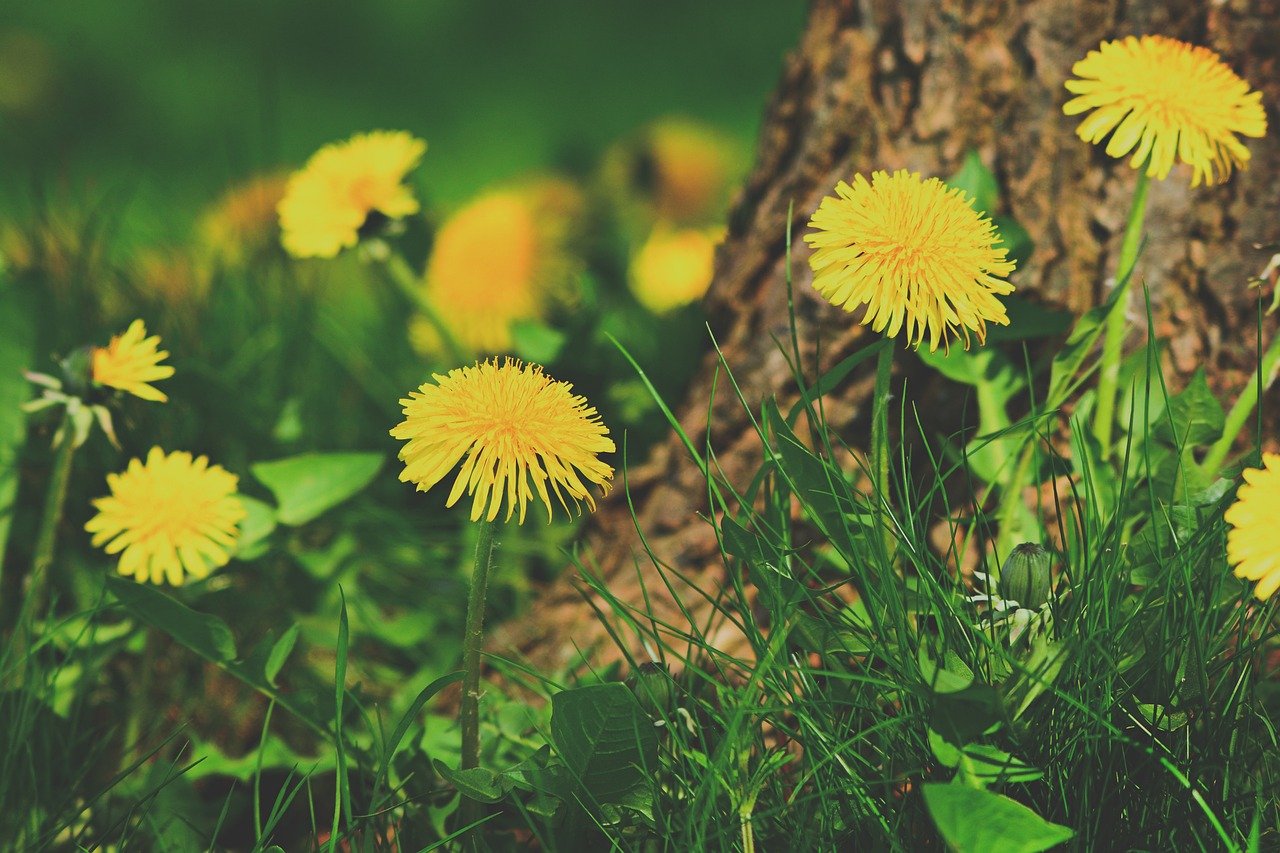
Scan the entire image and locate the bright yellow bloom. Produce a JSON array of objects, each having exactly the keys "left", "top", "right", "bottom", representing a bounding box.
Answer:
[
  {"left": 805, "top": 169, "right": 1016, "bottom": 351},
  {"left": 629, "top": 224, "right": 721, "bottom": 315},
  {"left": 412, "top": 180, "right": 583, "bottom": 355},
  {"left": 278, "top": 131, "right": 426, "bottom": 258},
  {"left": 199, "top": 172, "right": 289, "bottom": 265},
  {"left": 91, "top": 319, "right": 175, "bottom": 402},
  {"left": 86, "top": 447, "right": 245, "bottom": 586},
  {"left": 1226, "top": 452, "right": 1280, "bottom": 601},
  {"left": 391, "top": 359, "right": 614, "bottom": 524},
  {"left": 1064, "top": 35, "right": 1266, "bottom": 186}
]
